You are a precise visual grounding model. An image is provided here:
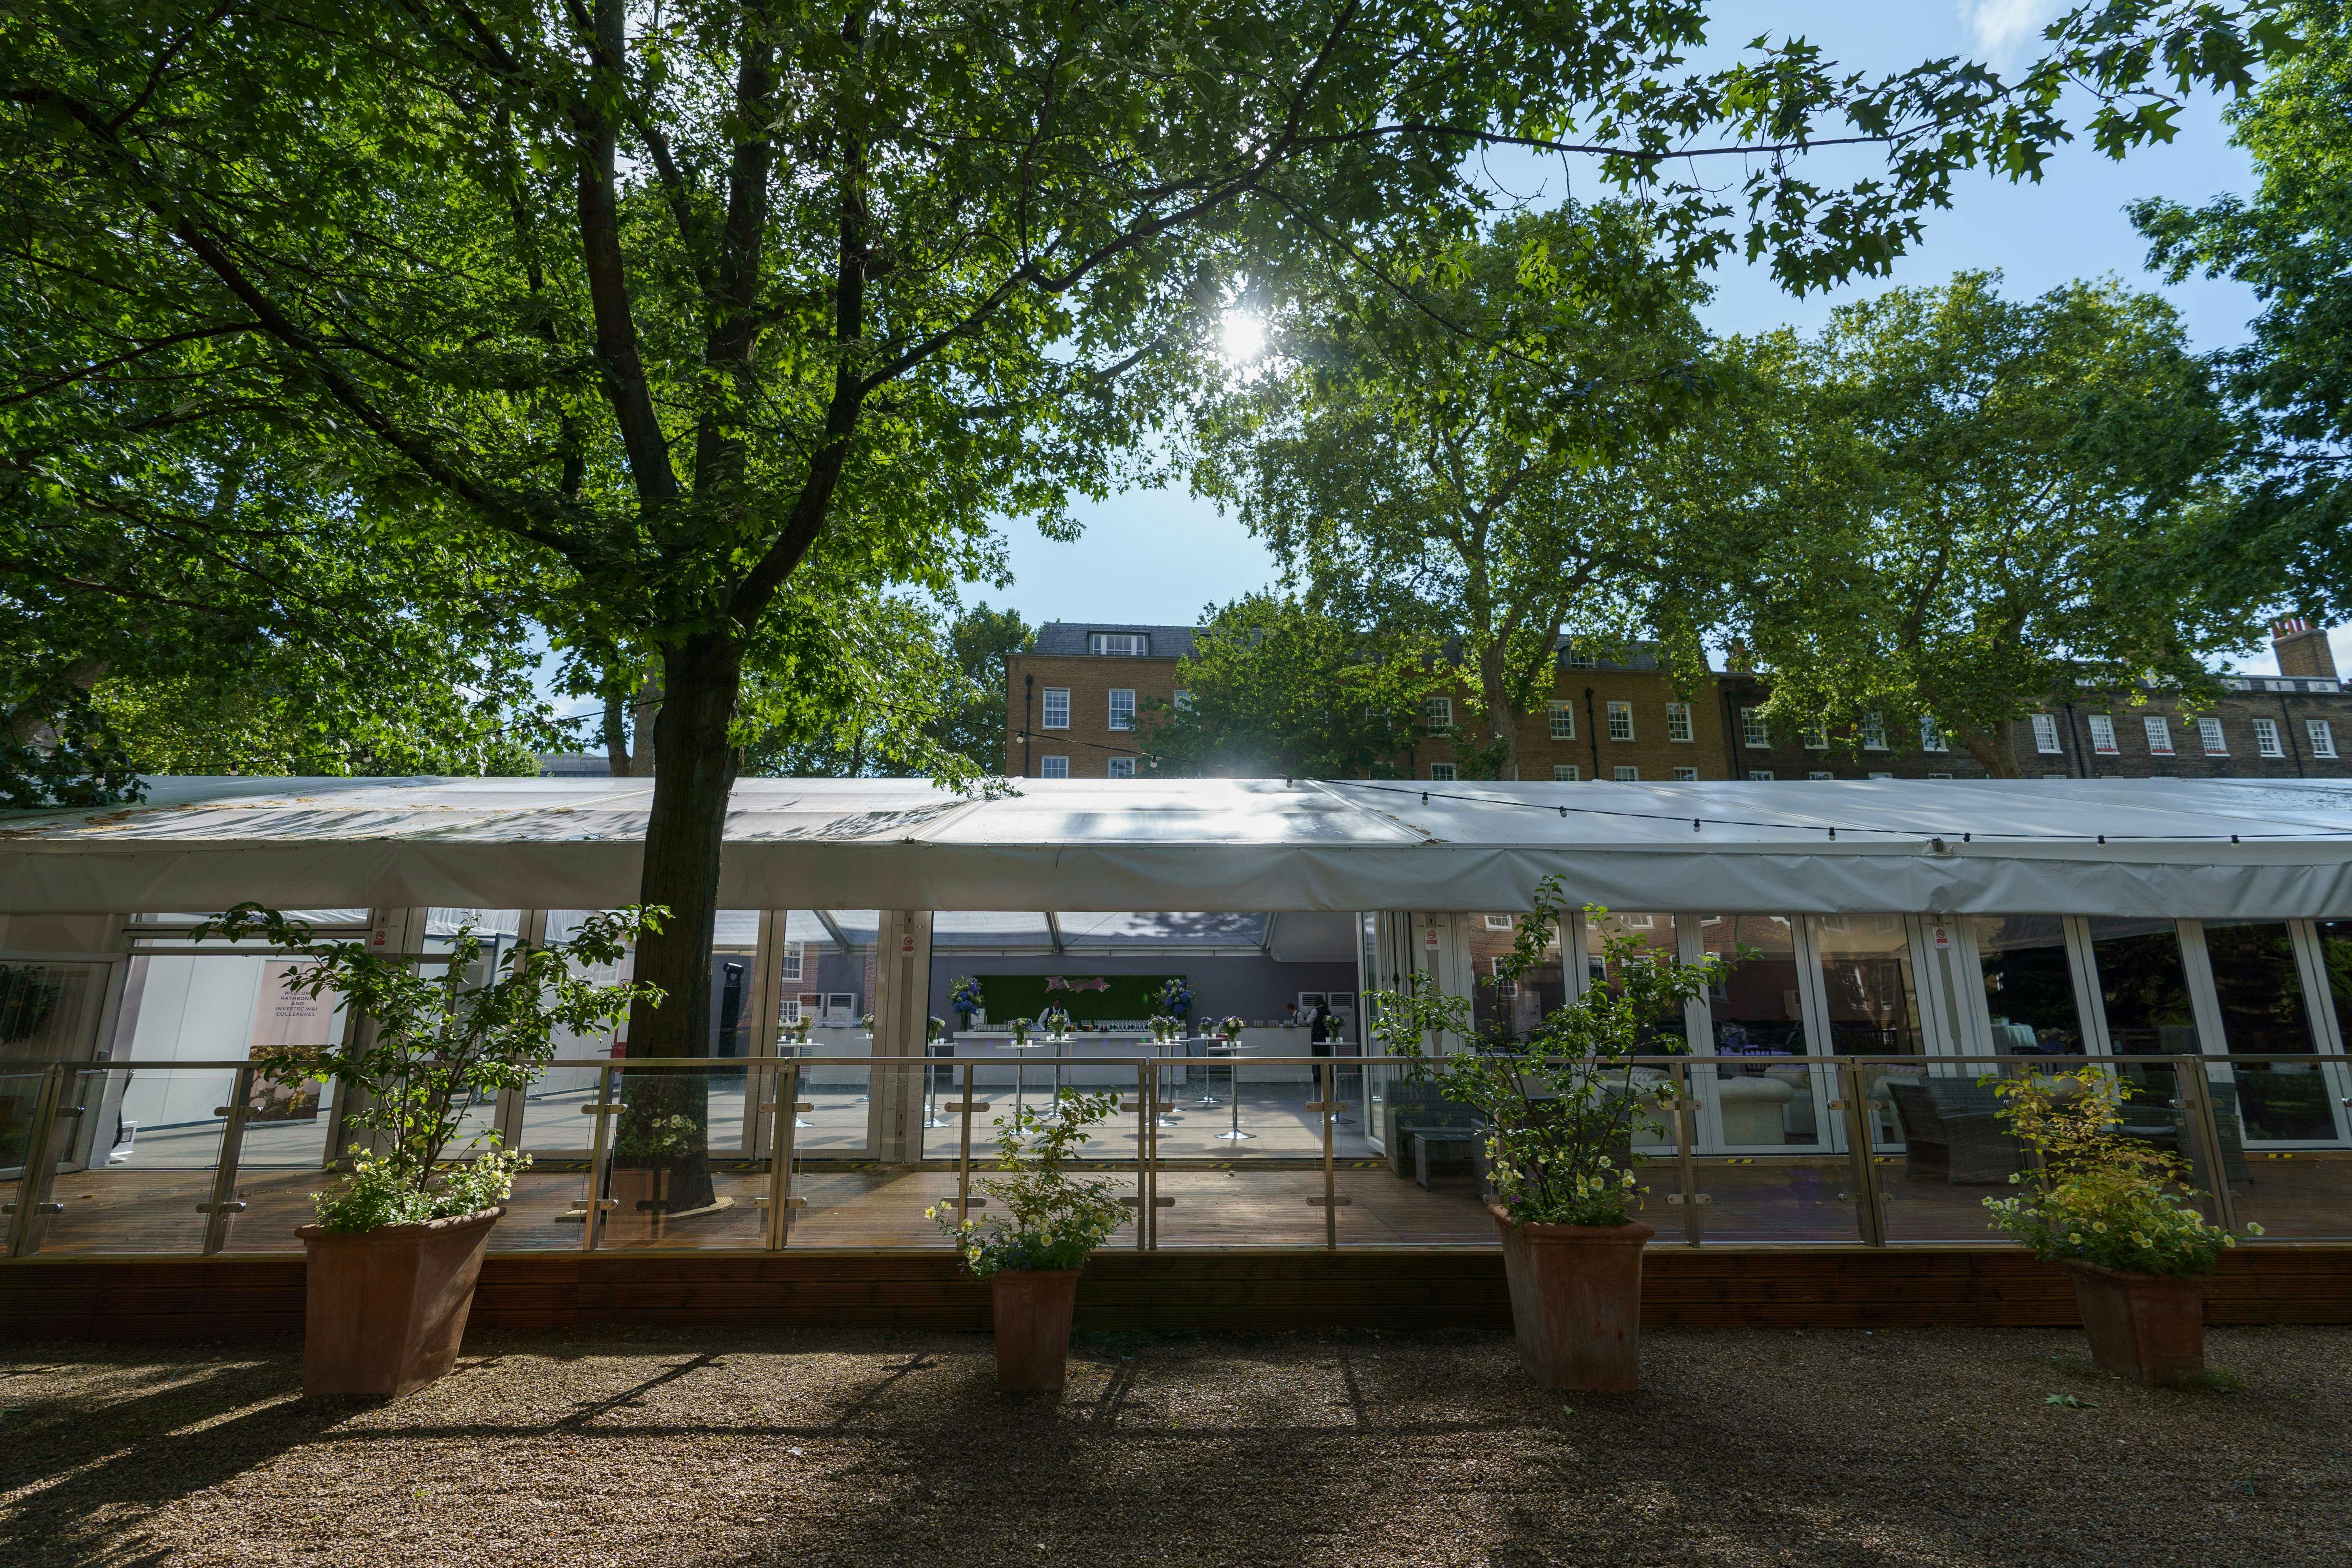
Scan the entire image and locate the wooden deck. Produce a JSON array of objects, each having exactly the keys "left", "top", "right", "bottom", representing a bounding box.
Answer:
[{"left": 12, "top": 1150, "right": 2352, "bottom": 1254}]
